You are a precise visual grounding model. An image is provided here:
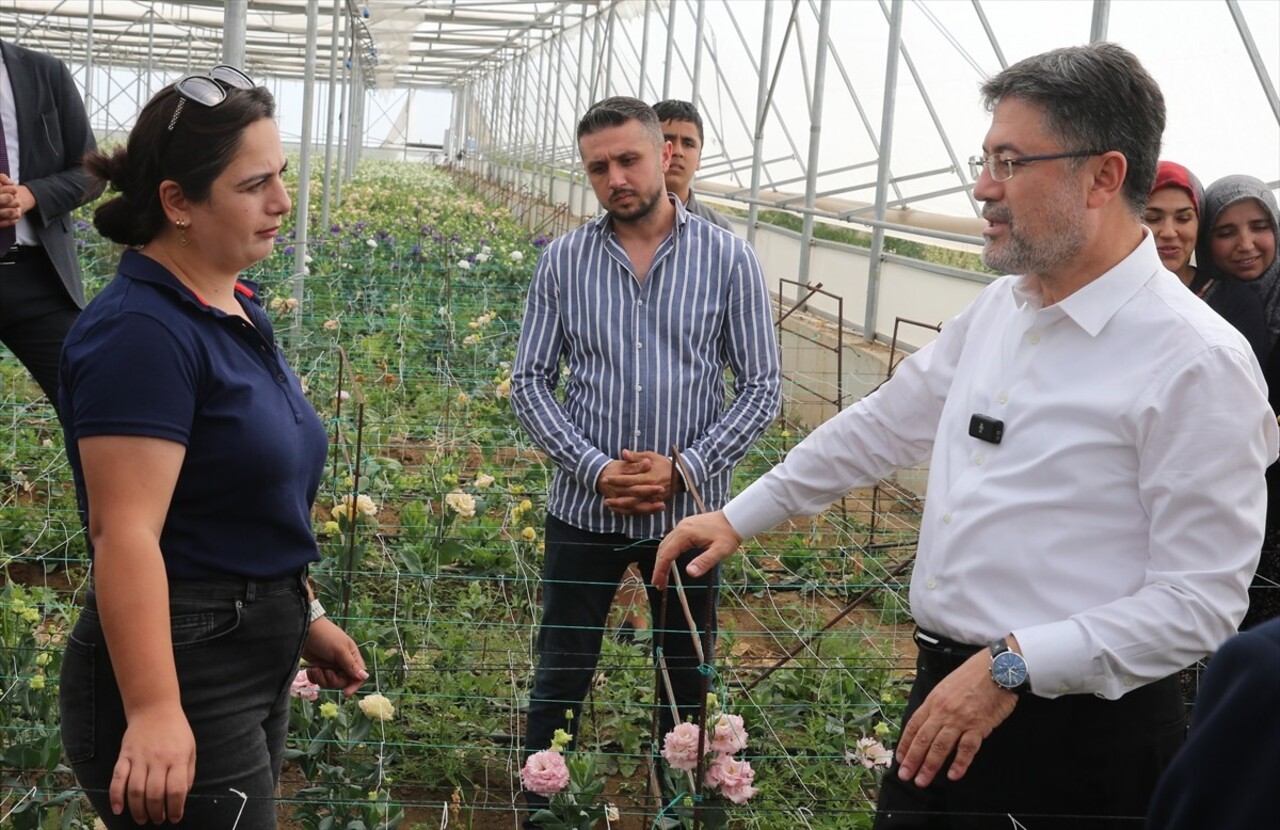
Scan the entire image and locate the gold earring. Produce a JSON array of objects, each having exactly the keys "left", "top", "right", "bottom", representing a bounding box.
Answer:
[{"left": 175, "top": 218, "right": 189, "bottom": 247}]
